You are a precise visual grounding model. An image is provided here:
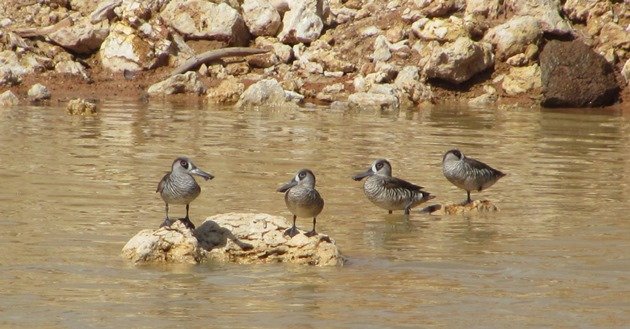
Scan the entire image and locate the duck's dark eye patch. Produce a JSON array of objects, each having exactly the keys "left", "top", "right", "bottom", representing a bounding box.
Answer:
[
  {"left": 376, "top": 162, "right": 383, "bottom": 169},
  {"left": 180, "top": 160, "right": 188, "bottom": 168},
  {"left": 299, "top": 172, "right": 306, "bottom": 178}
]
